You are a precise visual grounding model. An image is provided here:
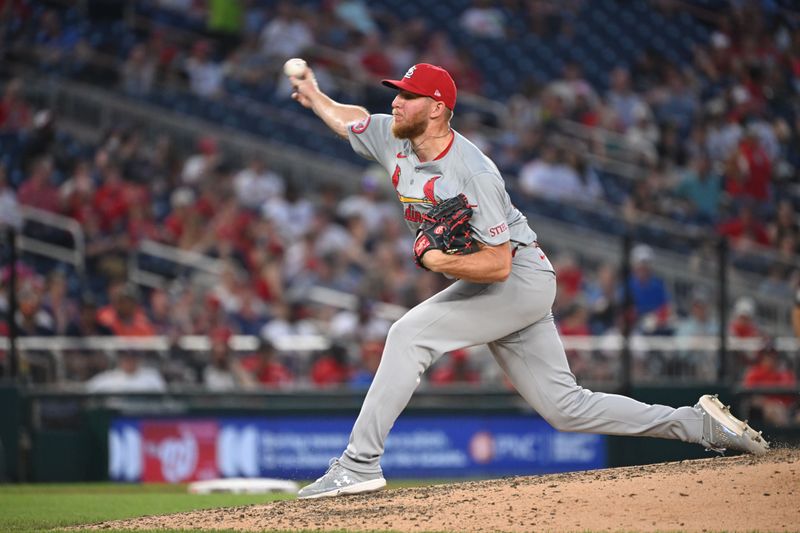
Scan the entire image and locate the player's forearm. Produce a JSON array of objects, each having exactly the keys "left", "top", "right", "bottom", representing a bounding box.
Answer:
[
  {"left": 310, "top": 93, "right": 369, "bottom": 139},
  {"left": 423, "top": 243, "right": 512, "bottom": 283}
]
